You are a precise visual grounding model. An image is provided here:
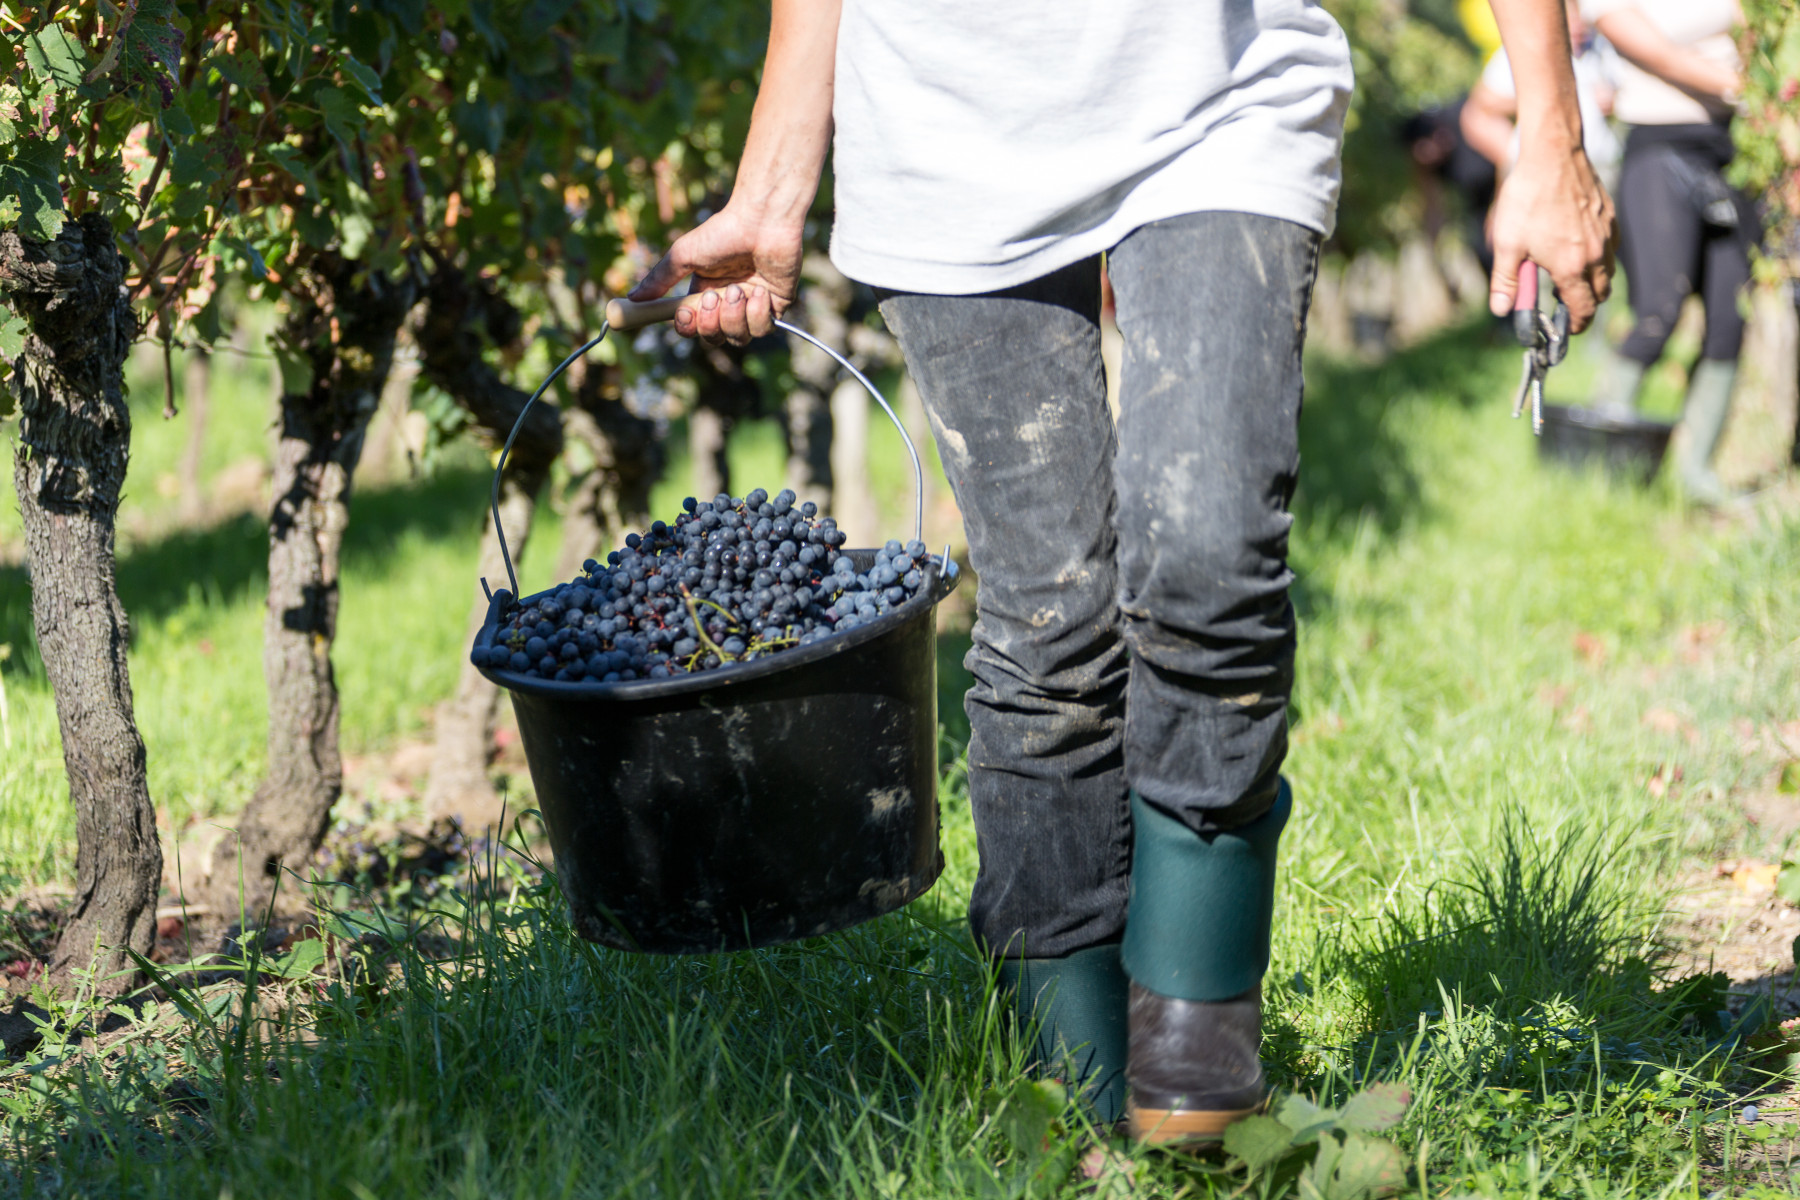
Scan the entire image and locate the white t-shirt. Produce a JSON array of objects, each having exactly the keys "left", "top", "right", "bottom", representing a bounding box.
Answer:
[
  {"left": 828, "top": 0, "right": 1354, "bottom": 294},
  {"left": 1578, "top": 0, "right": 1740, "bottom": 126},
  {"left": 1480, "top": 41, "right": 1622, "bottom": 170}
]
